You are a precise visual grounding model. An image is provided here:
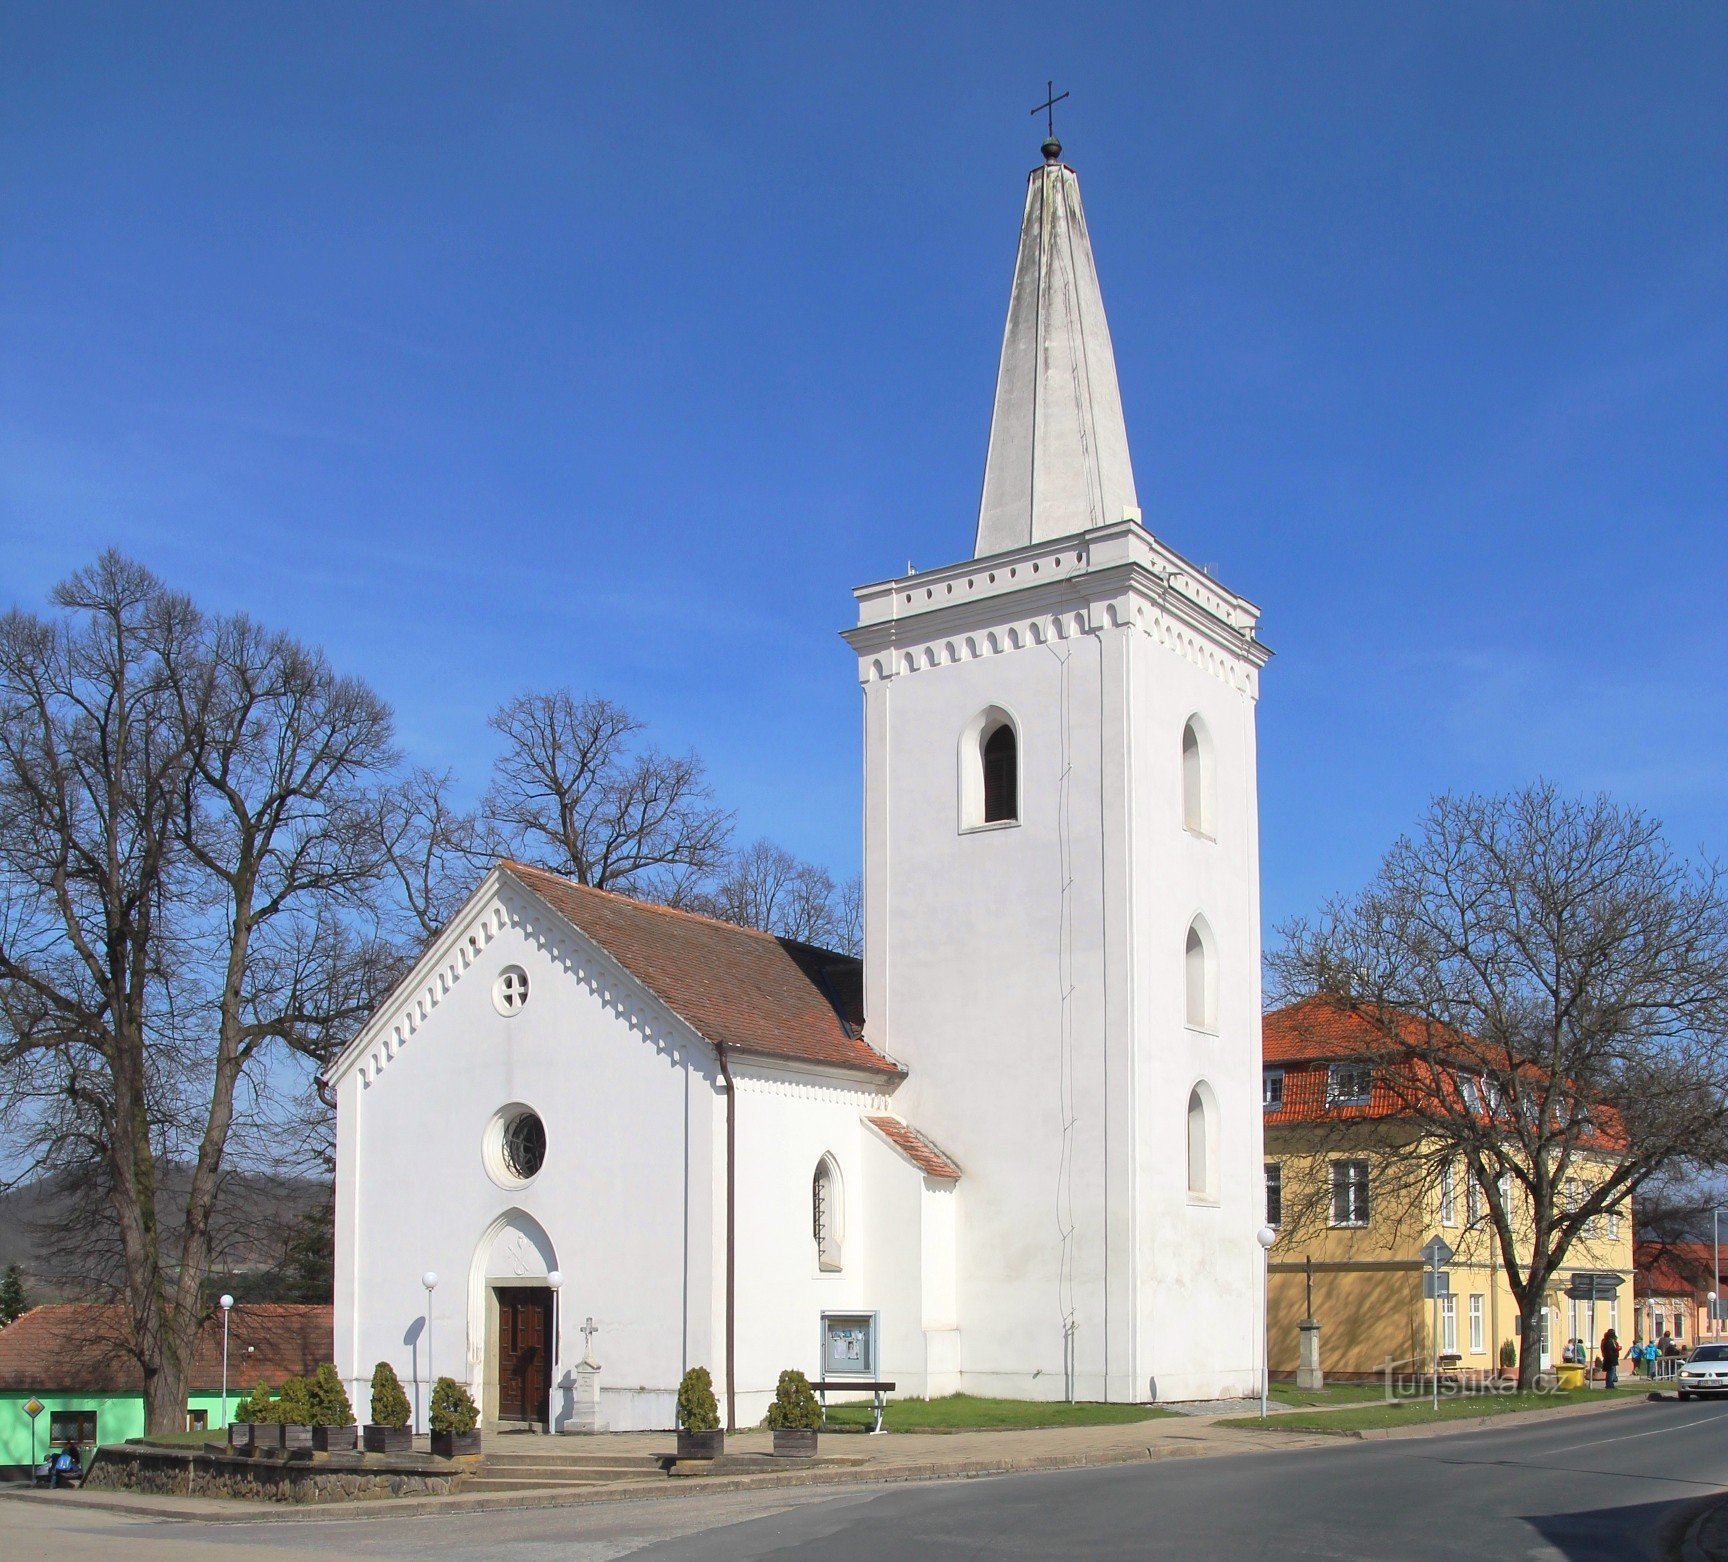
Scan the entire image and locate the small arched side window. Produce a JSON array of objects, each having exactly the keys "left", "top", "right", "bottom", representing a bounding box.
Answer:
[
  {"left": 1187, "top": 1083, "right": 1217, "bottom": 1200},
  {"left": 1181, "top": 717, "right": 1215, "bottom": 838},
  {"left": 1185, "top": 916, "right": 1217, "bottom": 1031},
  {"left": 958, "top": 707, "right": 1021, "bottom": 831},
  {"left": 813, "top": 1154, "right": 843, "bottom": 1272}
]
